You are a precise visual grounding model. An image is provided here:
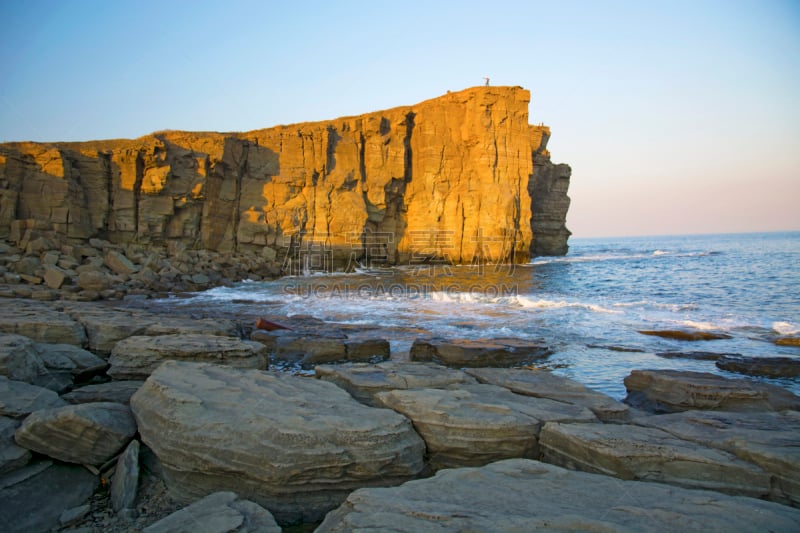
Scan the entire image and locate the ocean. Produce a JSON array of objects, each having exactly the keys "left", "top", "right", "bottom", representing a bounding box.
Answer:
[{"left": 152, "top": 231, "right": 800, "bottom": 400}]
